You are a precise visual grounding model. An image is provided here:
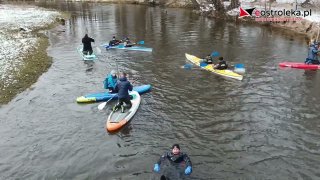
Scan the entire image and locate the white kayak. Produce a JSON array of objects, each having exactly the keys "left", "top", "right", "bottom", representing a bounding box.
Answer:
[
  {"left": 77, "top": 45, "right": 97, "bottom": 61},
  {"left": 105, "top": 91, "right": 141, "bottom": 132}
]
